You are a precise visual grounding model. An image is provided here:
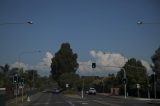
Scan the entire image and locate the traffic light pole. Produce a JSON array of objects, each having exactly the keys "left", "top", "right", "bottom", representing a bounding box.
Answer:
[
  {"left": 122, "top": 68, "right": 127, "bottom": 99},
  {"left": 14, "top": 74, "right": 18, "bottom": 104},
  {"left": 92, "top": 63, "right": 127, "bottom": 99},
  {"left": 22, "top": 78, "right": 24, "bottom": 102}
]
